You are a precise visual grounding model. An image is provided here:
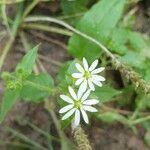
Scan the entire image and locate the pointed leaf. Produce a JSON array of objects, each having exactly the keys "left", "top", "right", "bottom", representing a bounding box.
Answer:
[
  {"left": 0, "top": 89, "right": 20, "bottom": 123},
  {"left": 16, "top": 45, "right": 39, "bottom": 75}
]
